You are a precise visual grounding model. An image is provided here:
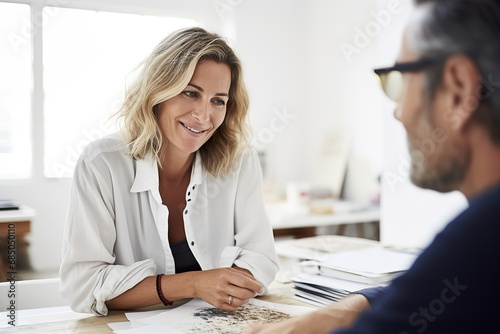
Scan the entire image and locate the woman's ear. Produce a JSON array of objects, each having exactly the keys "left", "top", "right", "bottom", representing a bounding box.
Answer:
[{"left": 439, "top": 55, "right": 482, "bottom": 131}]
